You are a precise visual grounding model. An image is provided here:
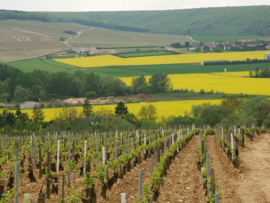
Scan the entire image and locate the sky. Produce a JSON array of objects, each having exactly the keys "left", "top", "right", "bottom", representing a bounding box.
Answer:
[{"left": 0, "top": 0, "right": 270, "bottom": 12}]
